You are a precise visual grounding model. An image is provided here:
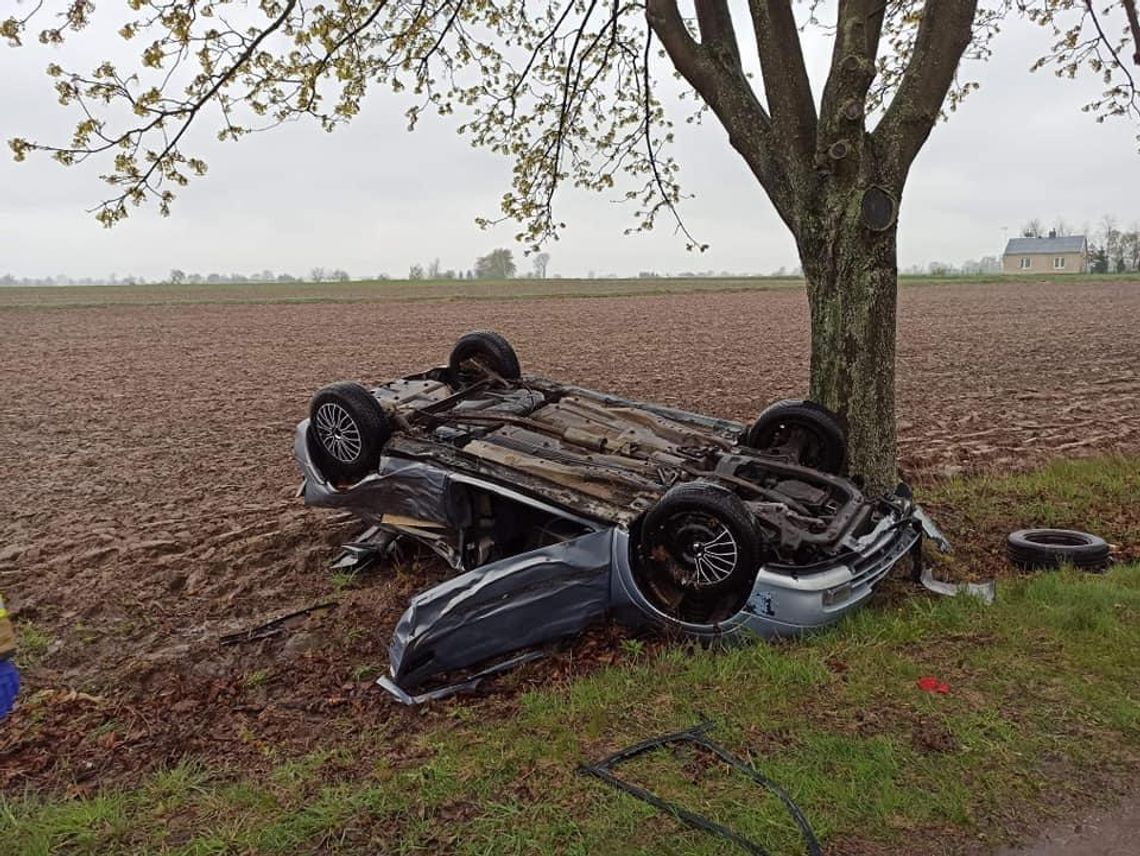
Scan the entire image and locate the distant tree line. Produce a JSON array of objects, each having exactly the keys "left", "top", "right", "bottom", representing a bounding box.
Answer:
[
  {"left": 0, "top": 270, "right": 348, "bottom": 286},
  {"left": 405, "top": 249, "right": 551, "bottom": 281},
  {"left": 901, "top": 256, "right": 1002, "bottom": 277},
  {"left": 0, "top": 272, "right": 151, "bottom": 286},
  {"left": 3, "top": 250, "right": 554, "bottom": 285},
  {"left": 166, "top": 269, "right": 352, "bottom": 285},
  {"left": 1089, "top": 217, "right": 1140, "bottom": 273},
  {"left": 11, "top": 225, "right": 1139, "bottom": 286}
]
